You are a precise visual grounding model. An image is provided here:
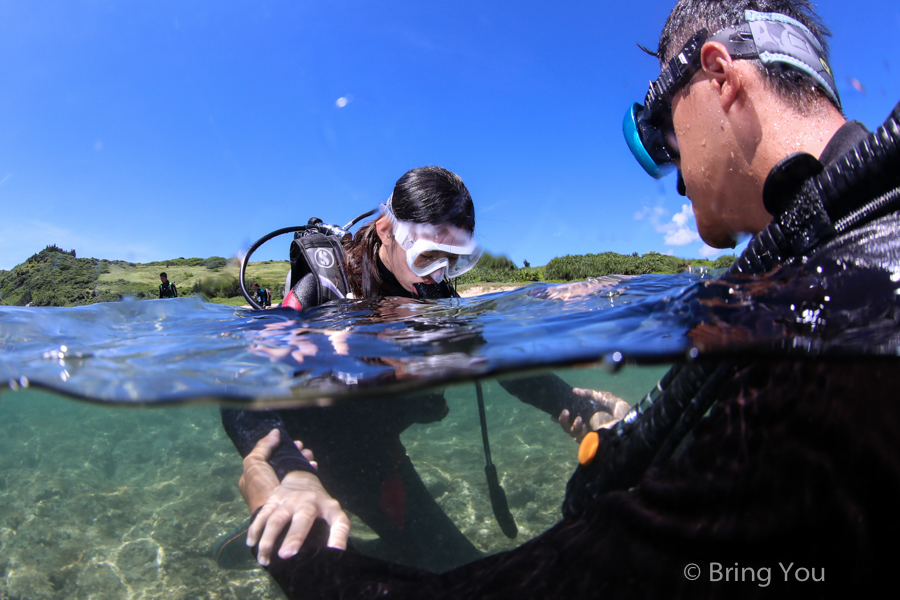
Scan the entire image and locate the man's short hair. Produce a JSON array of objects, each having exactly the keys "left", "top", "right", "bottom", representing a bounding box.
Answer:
[
  {"left": 658, "top": 0, "right": 836, "bottom": 113},
  {"left": 160, "top": 272, "right": 167, "bottom": 278}
]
